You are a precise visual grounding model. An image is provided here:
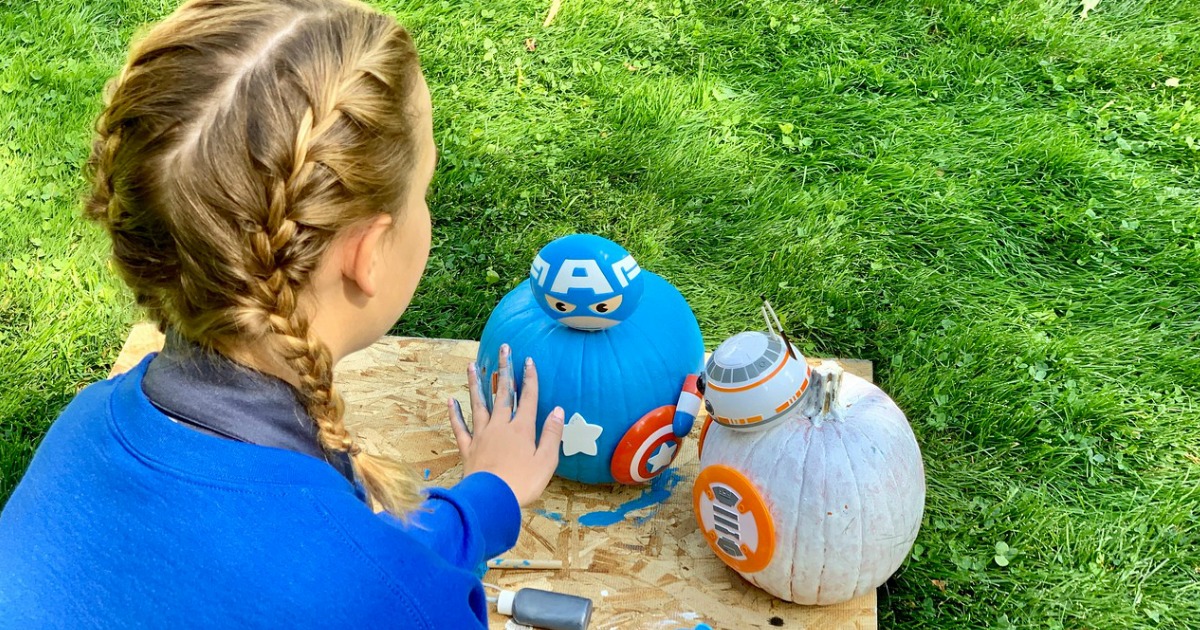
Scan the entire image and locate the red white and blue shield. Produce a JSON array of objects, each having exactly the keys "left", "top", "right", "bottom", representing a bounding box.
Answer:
[{"left": 611, "top": 405, "right": 681, "bottom": 484}]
